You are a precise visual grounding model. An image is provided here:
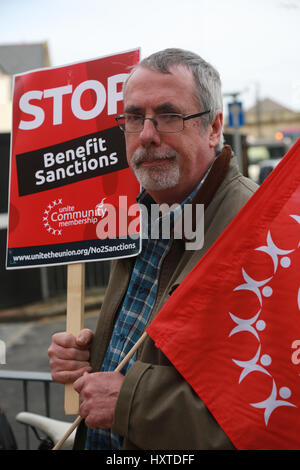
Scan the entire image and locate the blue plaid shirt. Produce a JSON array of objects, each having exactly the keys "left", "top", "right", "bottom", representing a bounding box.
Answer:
[
  {"left": 85, "top": 162, "right": 214, "bottom": 450},
  {"left": 85, "top": 191, "right": 173, "bottom": 450}
]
